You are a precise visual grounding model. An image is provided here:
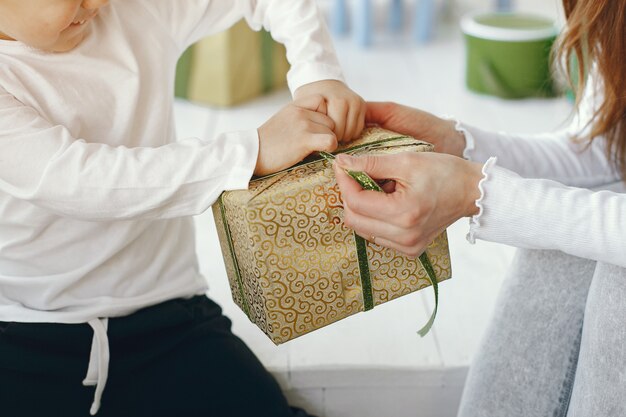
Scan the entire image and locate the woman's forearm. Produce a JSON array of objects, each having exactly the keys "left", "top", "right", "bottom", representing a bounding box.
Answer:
[
  {"left": 459, "top": 123, "right": 619, "bottom": 188},
  {"left": 468, "top": 159, "right": 626, "bottom": 267}
]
